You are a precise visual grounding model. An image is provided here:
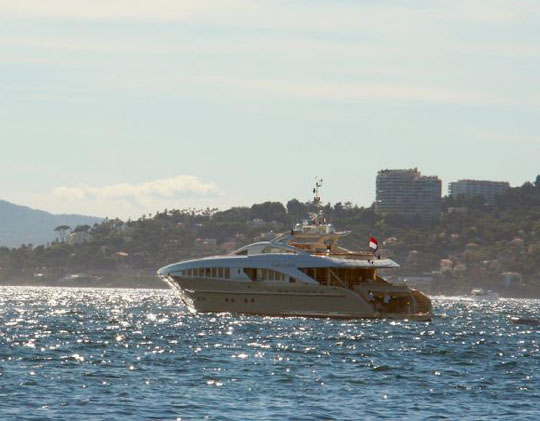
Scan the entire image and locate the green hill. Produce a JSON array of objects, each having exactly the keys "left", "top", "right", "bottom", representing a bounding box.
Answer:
[{"left": 1, "top": 176, "right": 539, "bottom": 296}]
